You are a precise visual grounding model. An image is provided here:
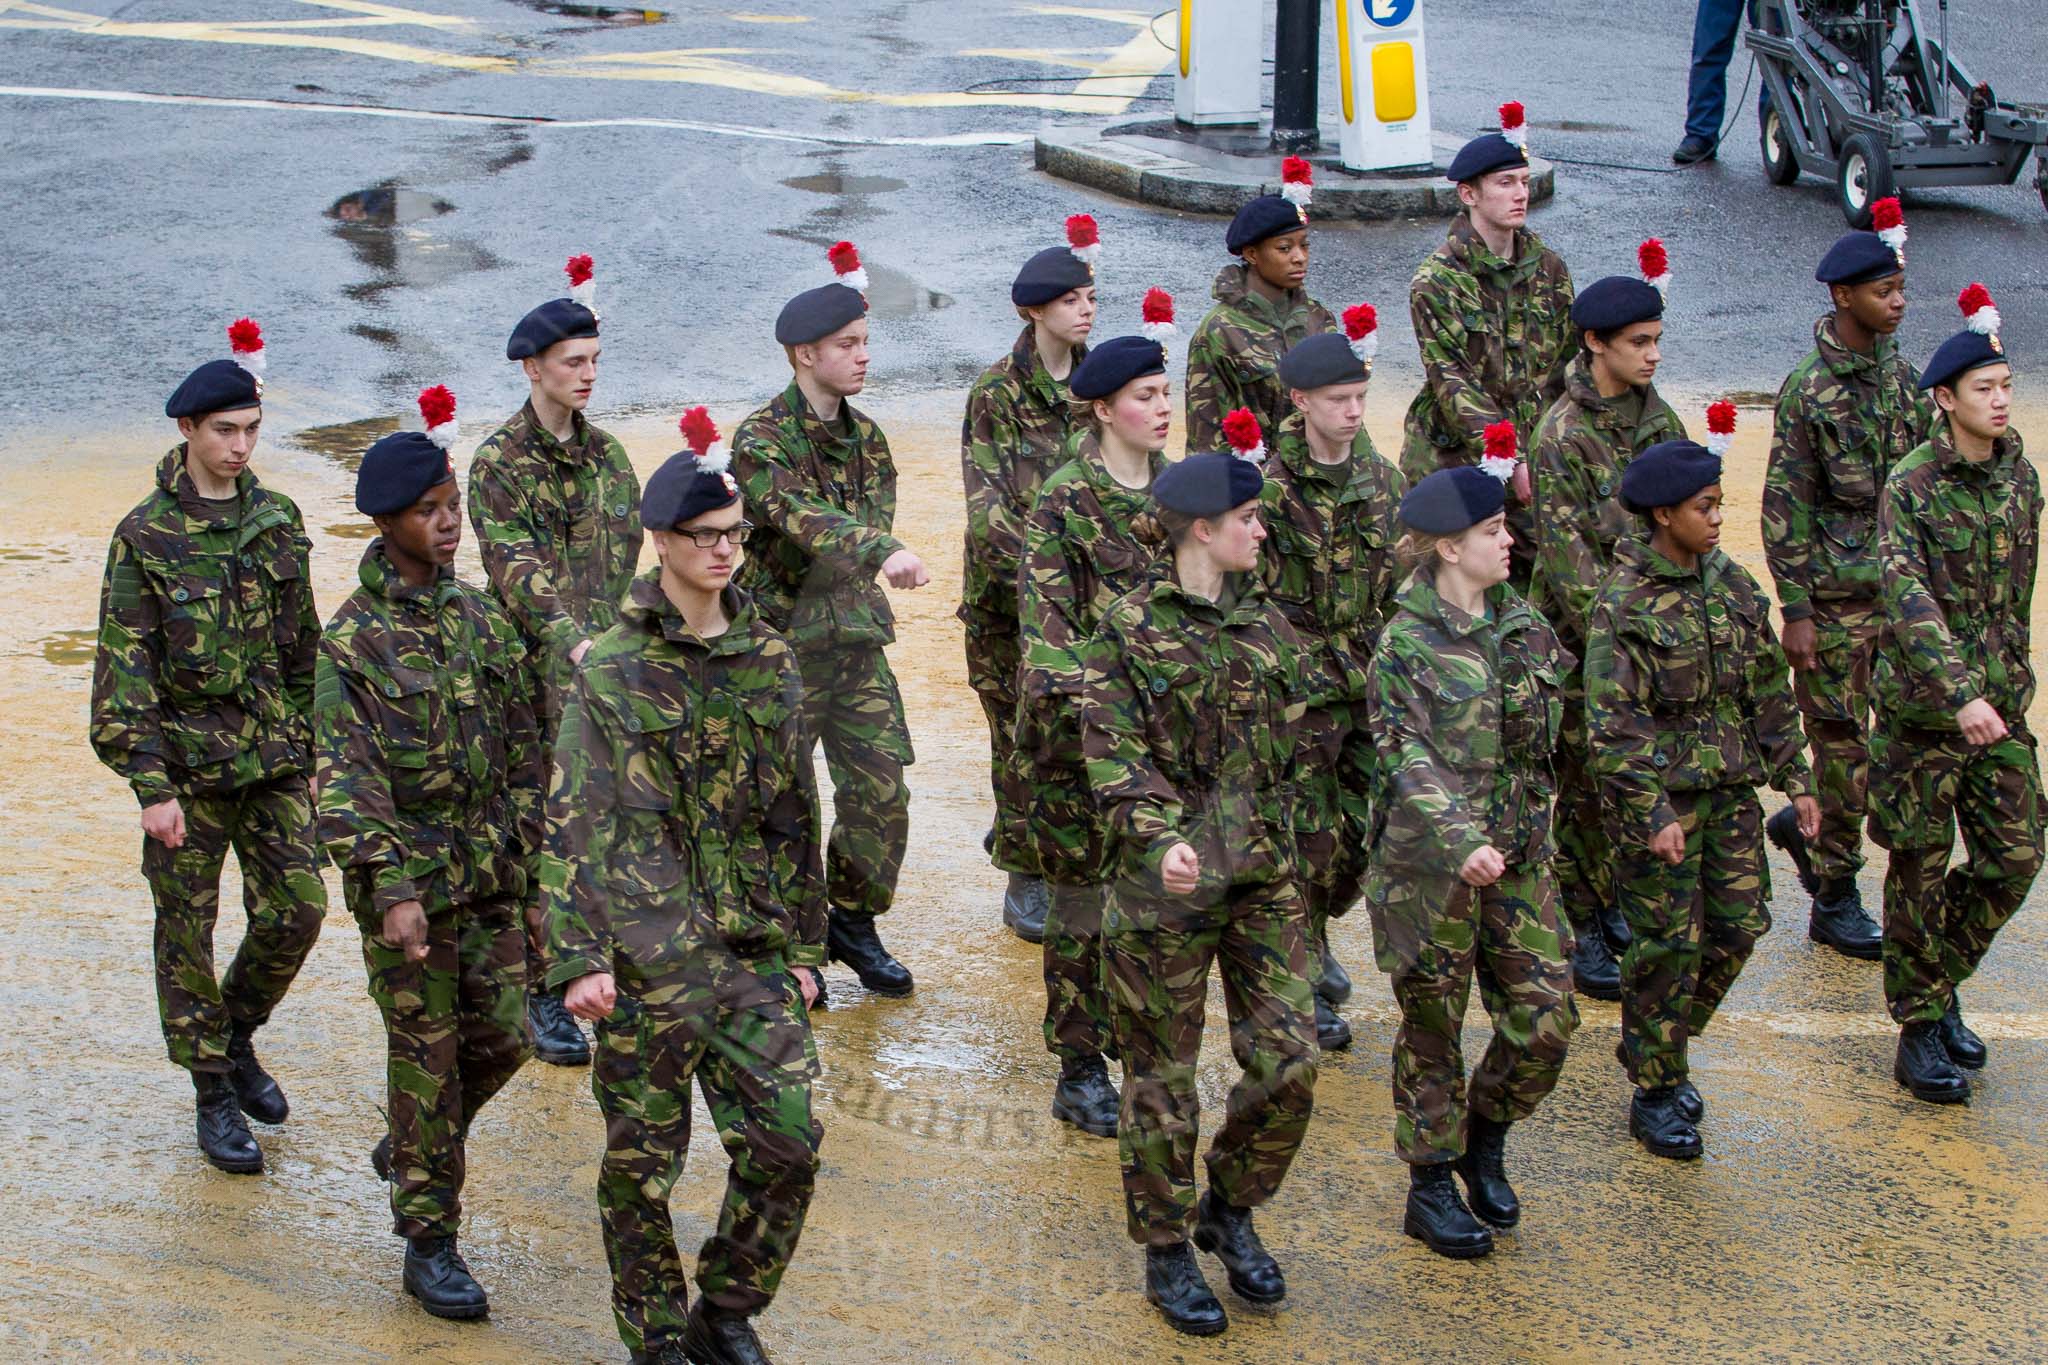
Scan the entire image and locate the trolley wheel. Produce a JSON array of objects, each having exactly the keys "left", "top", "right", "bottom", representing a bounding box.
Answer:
[
  {"left": 1760, "top": 104, "right": 1800, "bottom": 186},
  {"left": 1835, "top": 133, "right": 1894, "bottom": 229}
]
